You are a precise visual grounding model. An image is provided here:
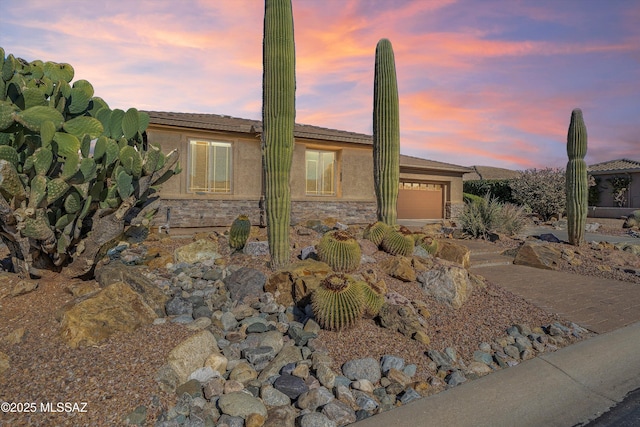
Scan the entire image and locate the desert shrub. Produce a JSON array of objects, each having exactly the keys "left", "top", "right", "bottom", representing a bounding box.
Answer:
[
  {"left": 460, "top": 194, "right": 528, "bottom": 238},
  {"left": 496, "top": 203, "right": 528, "bottom": 235},
  {"left": 510, "top": 168, "right": 565, "bottom": 221},
  {"left": 459, "top": 194, "right": 502, "bottom": 239},
  {"left": 463, "top": 192, "right": 484, "bottom": 204}
]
